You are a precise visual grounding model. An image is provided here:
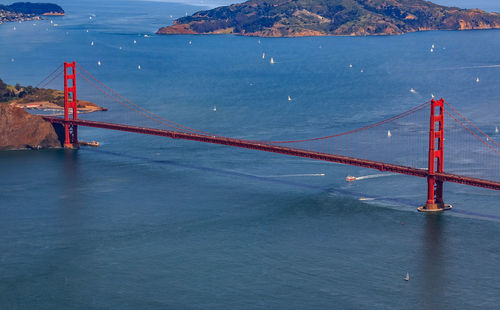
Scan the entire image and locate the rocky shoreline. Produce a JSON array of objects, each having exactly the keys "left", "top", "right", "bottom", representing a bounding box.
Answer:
[{"left": 0, "top": 104, "right": 63, "bottom": 150}]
